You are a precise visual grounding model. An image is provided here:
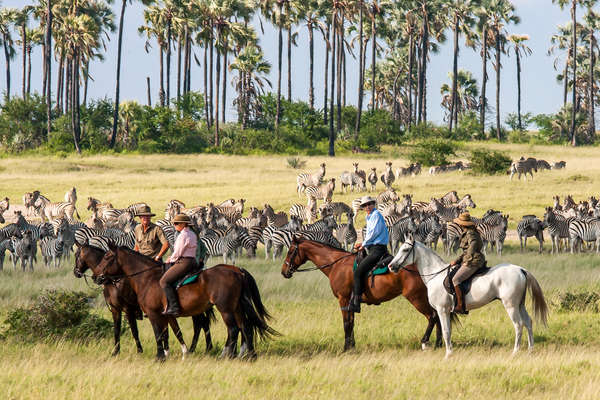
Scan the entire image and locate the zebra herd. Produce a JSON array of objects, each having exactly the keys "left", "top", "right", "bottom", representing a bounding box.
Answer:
[{"left": 509, "top": 157, "right": 566, "bottom": 181}]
